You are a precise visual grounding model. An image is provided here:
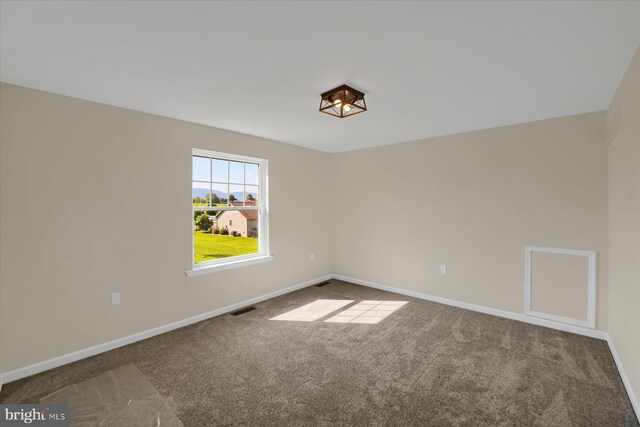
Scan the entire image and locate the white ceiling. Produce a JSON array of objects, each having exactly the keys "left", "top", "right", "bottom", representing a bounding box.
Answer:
[{"left": 1, "top": 1, "right": 639, "bottom": 153}]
